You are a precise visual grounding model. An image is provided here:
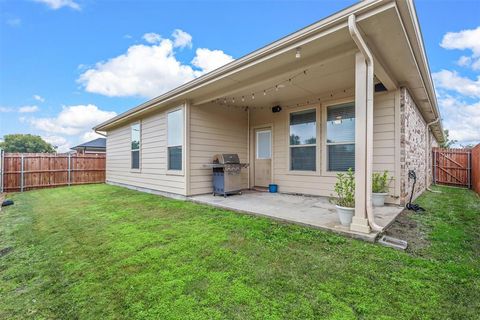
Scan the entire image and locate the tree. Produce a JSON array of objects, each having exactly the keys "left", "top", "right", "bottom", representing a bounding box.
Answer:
[
  {"left": 440, "top": 129, "right": 457, "bottom": 148},
  {"left": 0, "top": 134, "right": 56, "bottom": 153}
]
